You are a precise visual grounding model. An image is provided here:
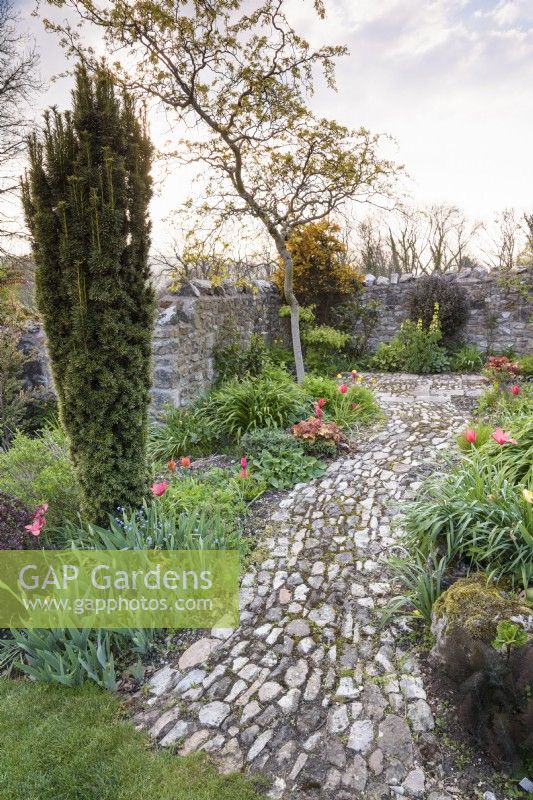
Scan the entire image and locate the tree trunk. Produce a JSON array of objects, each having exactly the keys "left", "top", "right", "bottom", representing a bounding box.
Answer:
[{"left": 277, "top": 242, "right": 305, "bottom": 383}]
